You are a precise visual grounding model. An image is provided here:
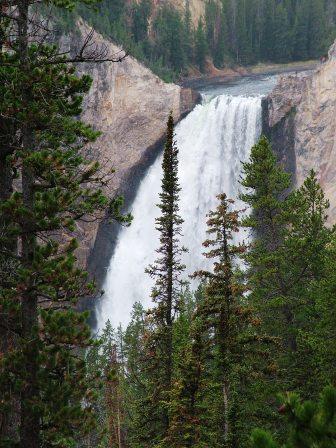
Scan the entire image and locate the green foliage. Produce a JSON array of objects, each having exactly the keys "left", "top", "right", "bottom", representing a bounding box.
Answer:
[
  {"left": 0, "top": 2, "right": 130, "bottom": 446},
  {"left": 84, "top": 321, "right": 126, "bottom": 447},
  {"left": 251, "top": 387, "right": 336, "bottom": 447},
  {"left": 195, "top": 18, "right": 208, "bottom": 73},
  {"left": 239, "top": 137, "right": 336, "bottom": 443},
  {"left": 49, "top": 0, "right": 335, "bottom": 82},
  {"left": 139, "top": 113, "right": 187, "bottom": 444},
  {"left": 80, "top": 137, "right": 336, "bottom": 448}
]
